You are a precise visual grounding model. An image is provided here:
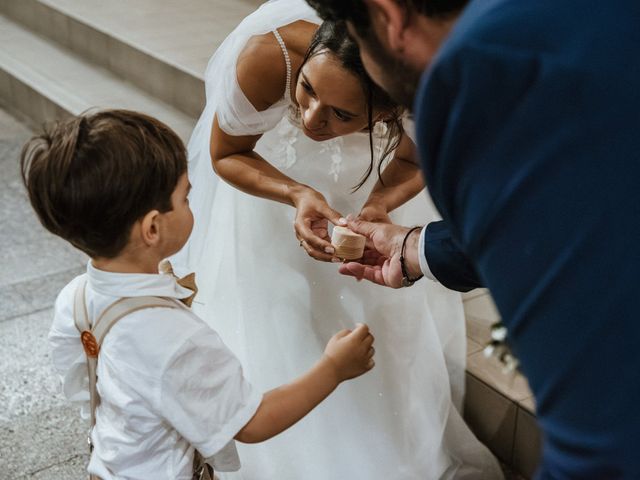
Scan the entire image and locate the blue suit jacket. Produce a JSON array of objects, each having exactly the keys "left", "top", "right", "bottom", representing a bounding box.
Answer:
[{"left": 416, "top": 0, "right": 640, "bottom": 477}]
